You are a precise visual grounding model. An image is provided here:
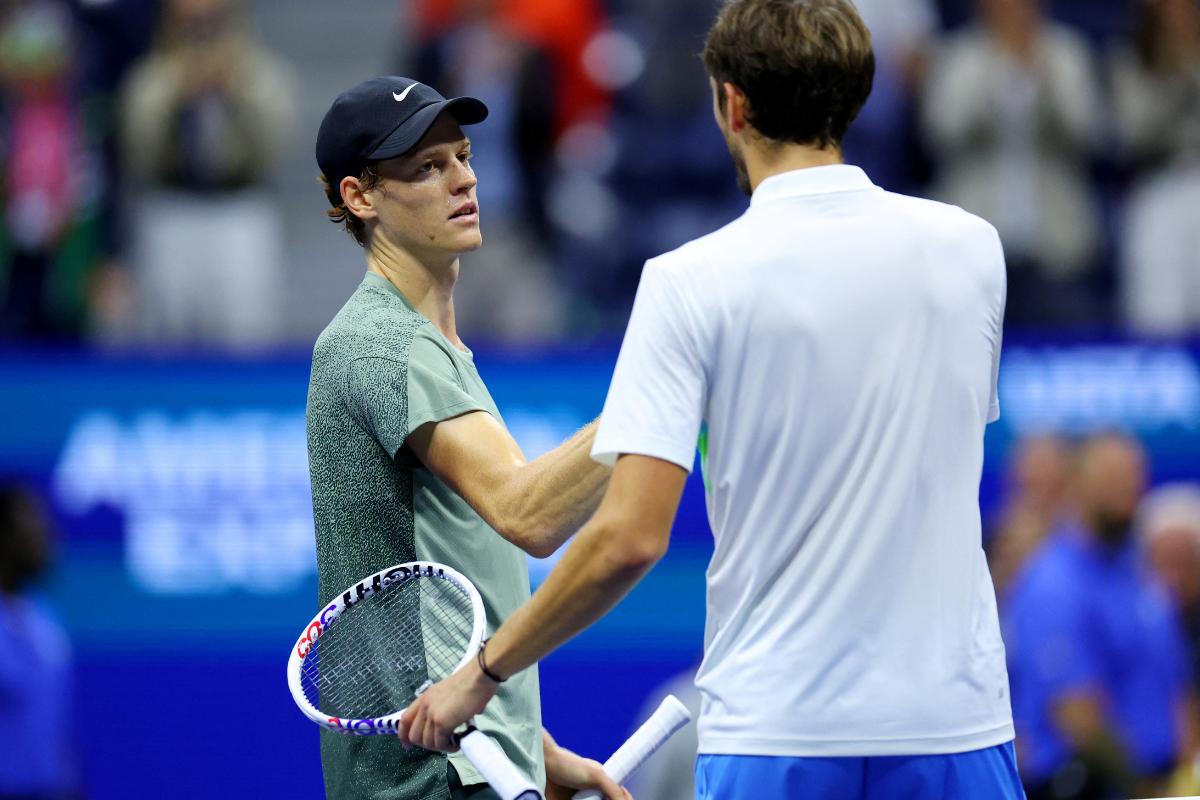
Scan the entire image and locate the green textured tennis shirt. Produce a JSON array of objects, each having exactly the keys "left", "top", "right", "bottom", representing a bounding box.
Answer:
[{"left": 306, "top": 271, "right": 544, "bottom": 799}]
